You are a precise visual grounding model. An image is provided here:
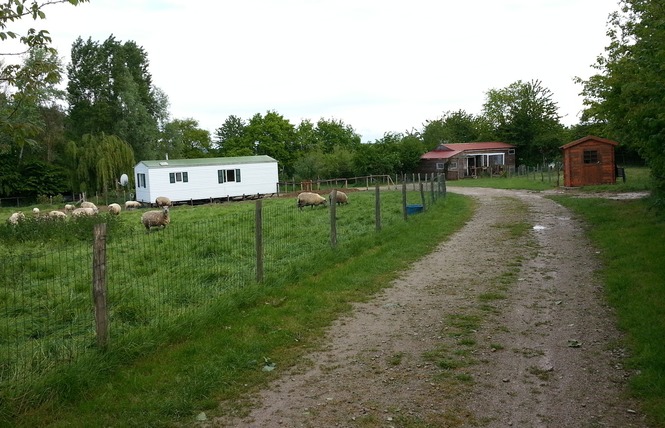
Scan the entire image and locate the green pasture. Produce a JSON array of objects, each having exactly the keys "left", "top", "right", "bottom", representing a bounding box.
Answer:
[{"left": 0, "top": 188, "right": 469, "bottom": 426}]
